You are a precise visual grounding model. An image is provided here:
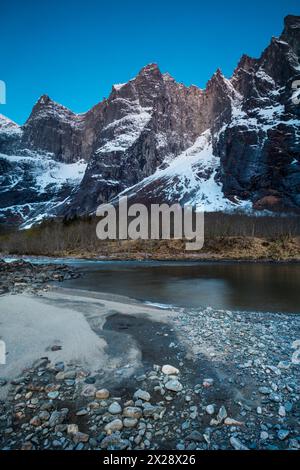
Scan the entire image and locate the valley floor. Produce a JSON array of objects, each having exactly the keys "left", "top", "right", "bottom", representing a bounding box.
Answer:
[
  {"left": 0, "top": 283, "right": 300, "bottom": 450},
  {"left": 2, "top": 236, "right": 300, "bottom": 262}
]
